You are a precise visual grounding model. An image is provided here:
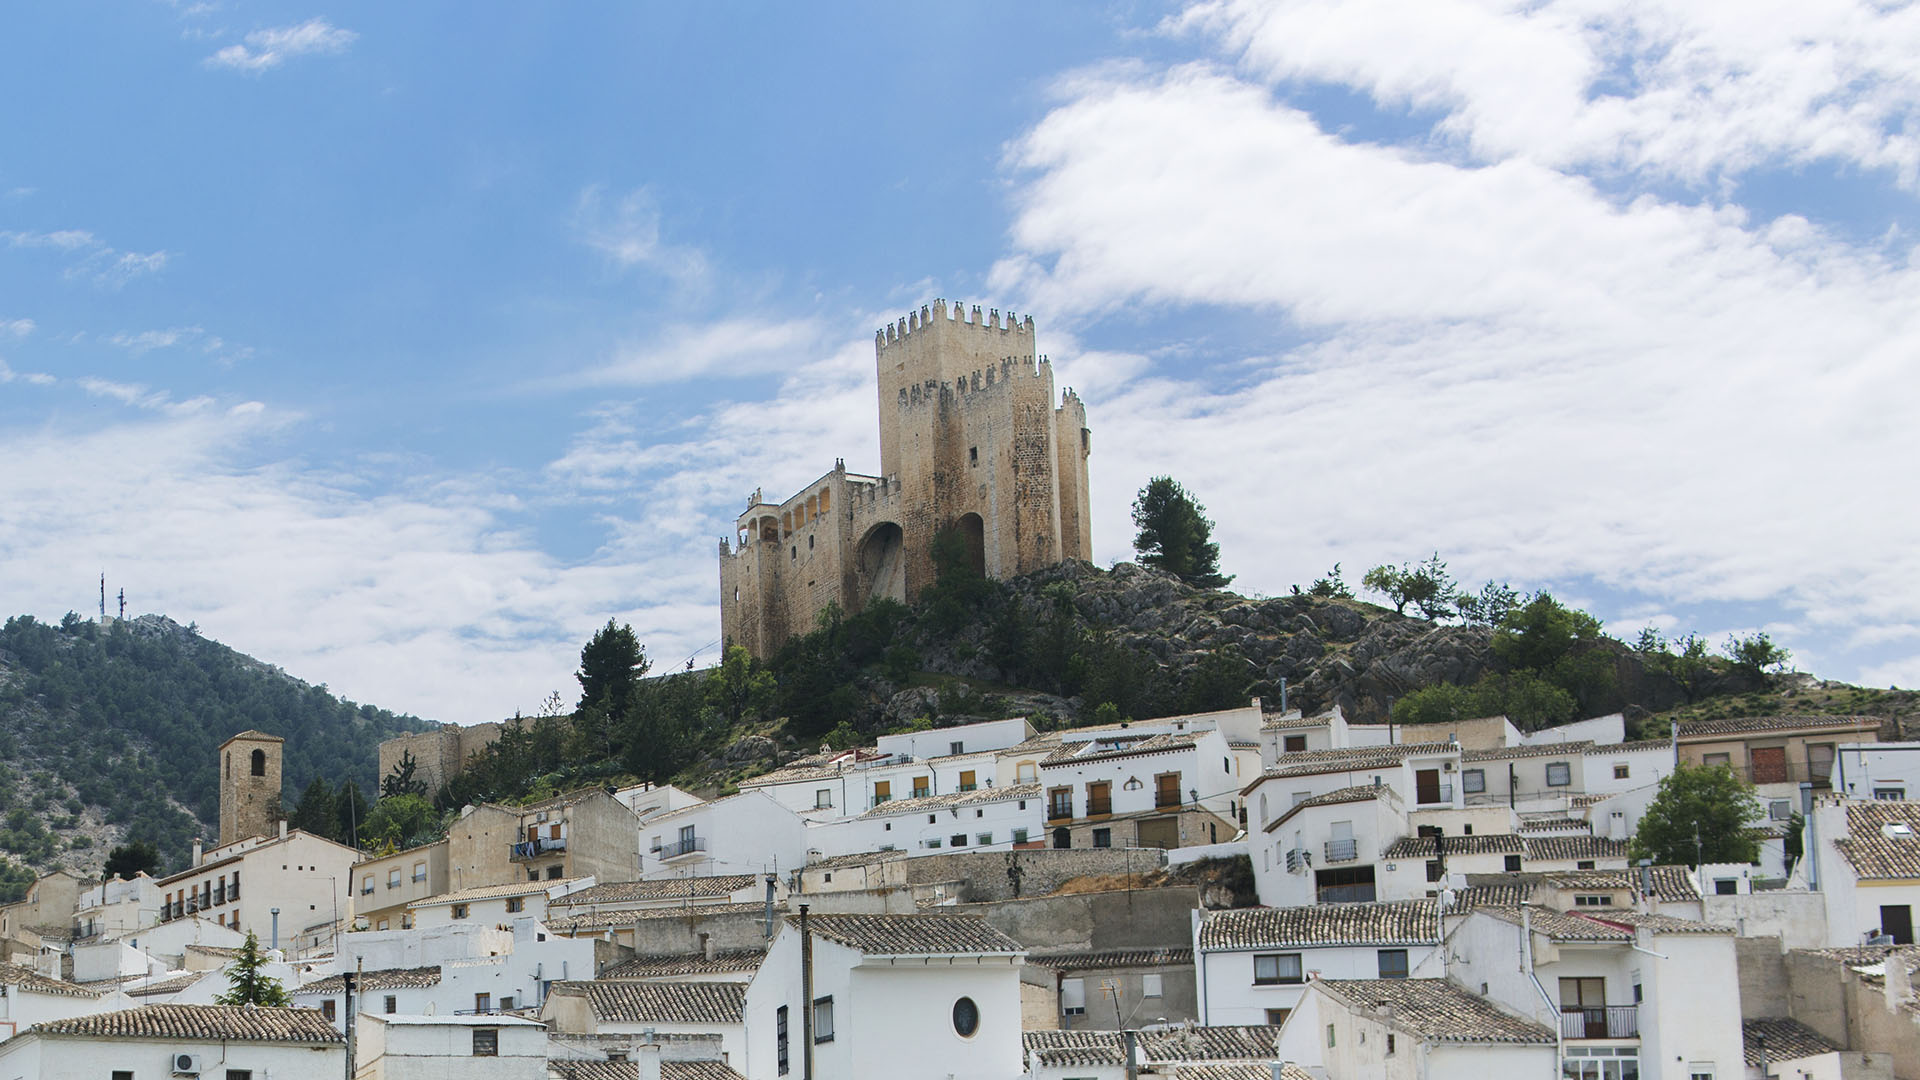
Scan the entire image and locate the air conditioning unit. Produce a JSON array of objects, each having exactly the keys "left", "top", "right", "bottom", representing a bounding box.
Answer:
[{"left": 172, "top": 1052, "right": 203, "bottom": 1076}]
